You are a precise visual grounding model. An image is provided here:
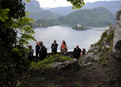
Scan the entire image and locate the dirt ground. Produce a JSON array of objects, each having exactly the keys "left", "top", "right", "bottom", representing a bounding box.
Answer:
[{"left": 22, "top": 53, "right": 121, "bottom": 87}]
